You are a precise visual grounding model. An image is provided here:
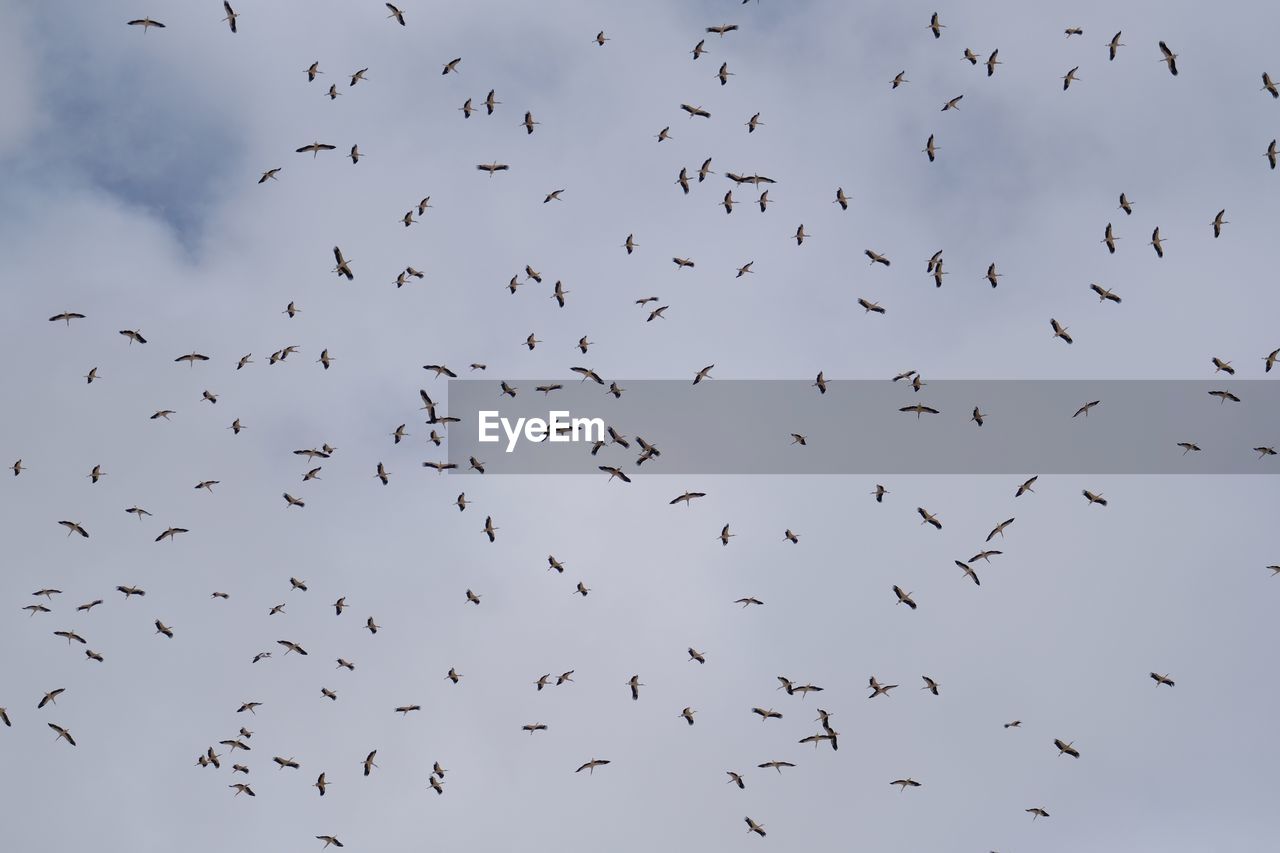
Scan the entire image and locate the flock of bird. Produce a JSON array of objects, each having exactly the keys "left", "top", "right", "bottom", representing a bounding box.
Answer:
[{"left": 5, "top": 3, "right": 1280, "bottom": 851}]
